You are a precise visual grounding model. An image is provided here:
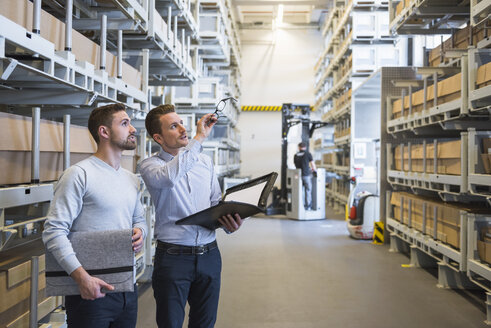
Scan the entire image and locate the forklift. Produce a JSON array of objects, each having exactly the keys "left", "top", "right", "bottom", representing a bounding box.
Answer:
[{"left": 266, "top": 103, "right": 328, "bottom": 220}]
